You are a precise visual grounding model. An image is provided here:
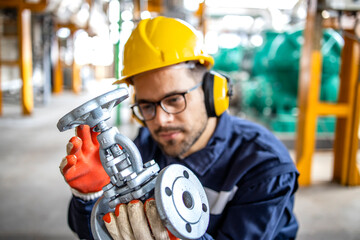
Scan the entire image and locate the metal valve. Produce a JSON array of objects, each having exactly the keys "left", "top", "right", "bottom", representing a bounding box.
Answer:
[{"left": 57, "top": 87, "right": 209, "bottom": 240}]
